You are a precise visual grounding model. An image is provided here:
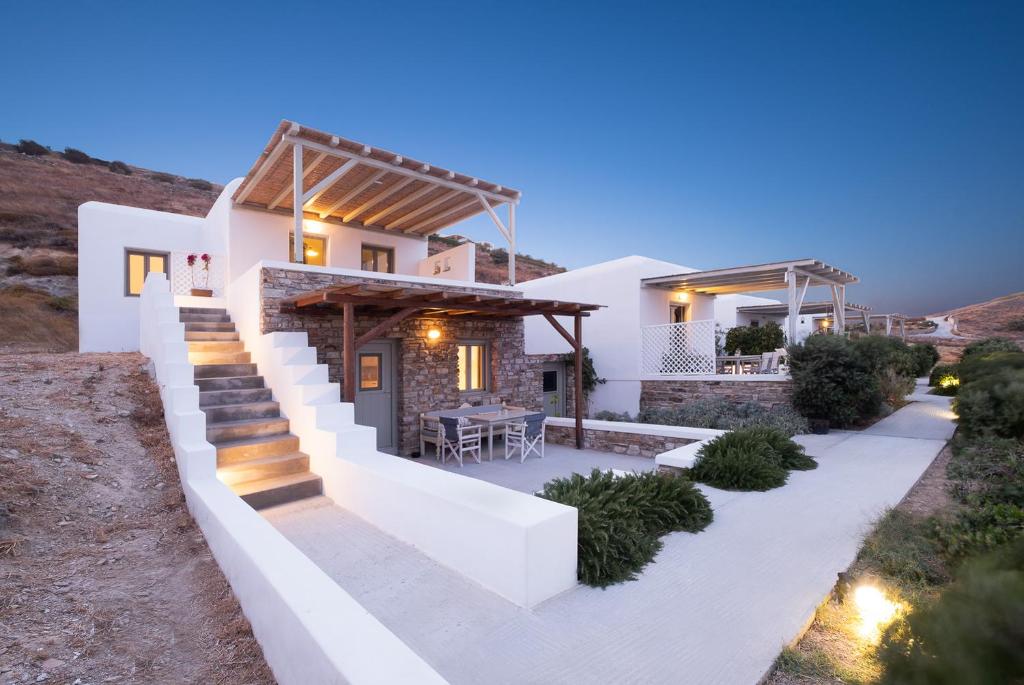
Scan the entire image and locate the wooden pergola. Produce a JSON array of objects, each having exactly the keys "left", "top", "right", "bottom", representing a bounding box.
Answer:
[
  {"left": 643, "top": 259, "right": 860, "bottom": 344},
  {"left": 280, "top": 281, "right": 602, "bottom": 448},
  {"left": 233, "top": 121, "right": 523, "bottom": 283}
]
